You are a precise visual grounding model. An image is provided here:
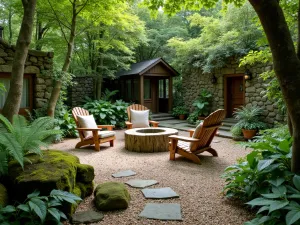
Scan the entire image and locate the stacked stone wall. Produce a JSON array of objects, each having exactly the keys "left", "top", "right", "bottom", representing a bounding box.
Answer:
[
  {"left": 0, "top": 39, "right": 53, "bottom": 108},
  {"left": 69, "top": 77, "right": 94, "bottom": 107},
  {"left": 182, "top": 59, "right": 284, "bottom": 125}
]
